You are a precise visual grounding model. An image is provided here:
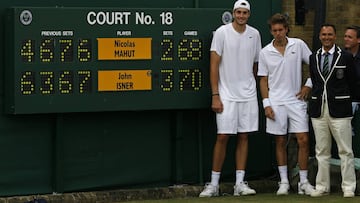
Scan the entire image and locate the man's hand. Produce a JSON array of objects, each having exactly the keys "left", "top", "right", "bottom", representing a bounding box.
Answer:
[
  {"left": 211, "top": 96, "right": 223, "bottom": 113},
  {"left": 264, "top": 106, "right": 275, "bottom": 120},
  {"left": 296, "top": 86, "right": 311, "bottom": 100}
]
